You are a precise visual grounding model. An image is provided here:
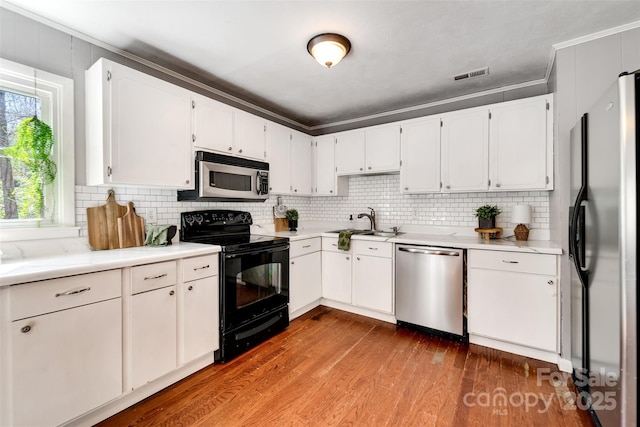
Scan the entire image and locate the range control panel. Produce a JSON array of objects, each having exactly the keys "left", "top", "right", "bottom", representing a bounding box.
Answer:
[{"left": 181, "top": 210, "right": 253, "bottom": 229}]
